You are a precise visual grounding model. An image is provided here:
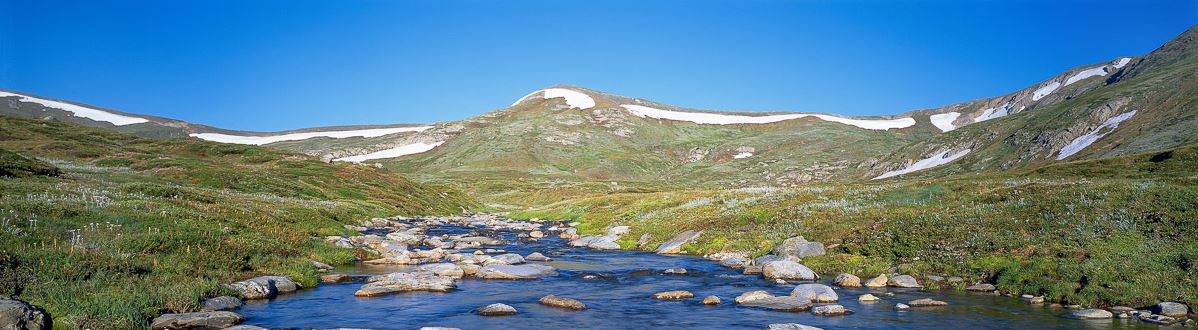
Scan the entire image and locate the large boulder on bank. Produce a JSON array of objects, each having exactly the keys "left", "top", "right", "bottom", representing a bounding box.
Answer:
[
  {"left": 655, "top": 230, "right": 702, "bottom": 254},
  {"left": 832, "top": 273, "right": 861, "bottom": 288},
  {"left": 149, "top": 311, "right": 243, "bottom": 330},
  {"left": 762, "top": 260, "right": 817, "bottom": 281},
  {"left": 226, "top": 276, "right": 300, "bottom": 300},
  {"left": 0, "top": 298, "right": 51, "bottom": 330},
  {"left": 474, "top": 303, "right": 517, "bottom": 316},
  {"left": 863, "top": 274, "right": 888, "bottom": 288},
  {"left": 355, "top": 271, "right": 456, "bottom": 297},
  {"left": 199, "top": 296, "right": 242, "bottom": 312},
  {"left": 965, "top": 283, "right": 995, "bottom": 291},
  {"left": 887, "top": 275, "right": 922, "bottom": 288},
  {"left": 789, "top": 284, "right": 838, "bottom": 303},
  {"left": 475, "top": 264, "right": 558, "bottom": 280},
  {"left": 539, "top": 295, "right": 587, "bottom": 310},
  {"left": 1152, "top": 302, "right": 1190, "bottom": 317},
  {"left": 771, "top": 236, "right": 825, "bottom": 258}
]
